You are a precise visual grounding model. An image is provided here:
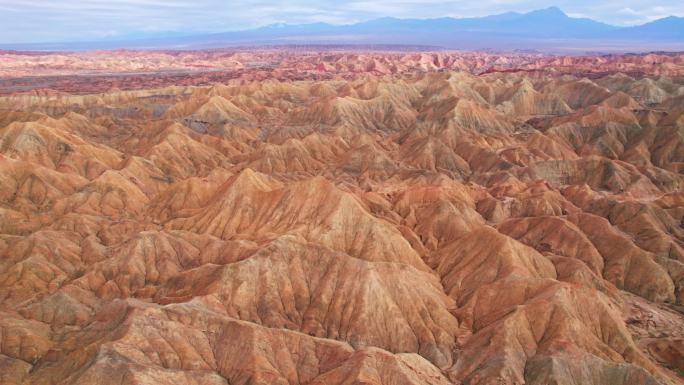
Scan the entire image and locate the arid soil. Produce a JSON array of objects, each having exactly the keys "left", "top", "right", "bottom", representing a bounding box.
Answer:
[
  {"left": 1, "top": 49, "right": 683, "bottom": 94},
  {"left": 0, "top": 50, "right": 683, "bottom": 385}
]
